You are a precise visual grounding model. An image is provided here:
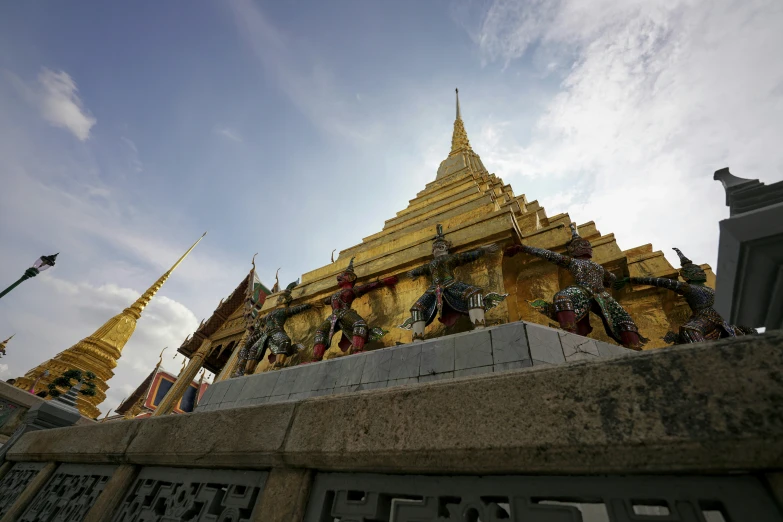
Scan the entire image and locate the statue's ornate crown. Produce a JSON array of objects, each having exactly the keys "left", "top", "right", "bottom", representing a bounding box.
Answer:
[
  {"left": 566, "top": 223, "right": 591, "bottom": 256},
  {"left": 673, "top": 248, "right": 706, "bottom": 282},
  {"left": 432, "top": 224, "right": 452, "bottom": 249},
  {"left": 281, "top": 279, "right": 299, "bottom": 295},
  {"left": 340, "top": 257, "right": 358, "bottom": 281}
]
